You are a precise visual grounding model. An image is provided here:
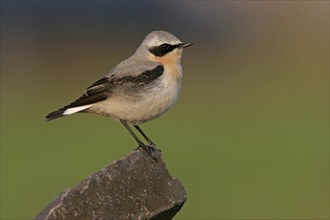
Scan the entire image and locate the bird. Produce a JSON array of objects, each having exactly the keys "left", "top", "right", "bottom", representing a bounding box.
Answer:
[{"left": 45, "top": 30, "right": 193, "bottom": 156}]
